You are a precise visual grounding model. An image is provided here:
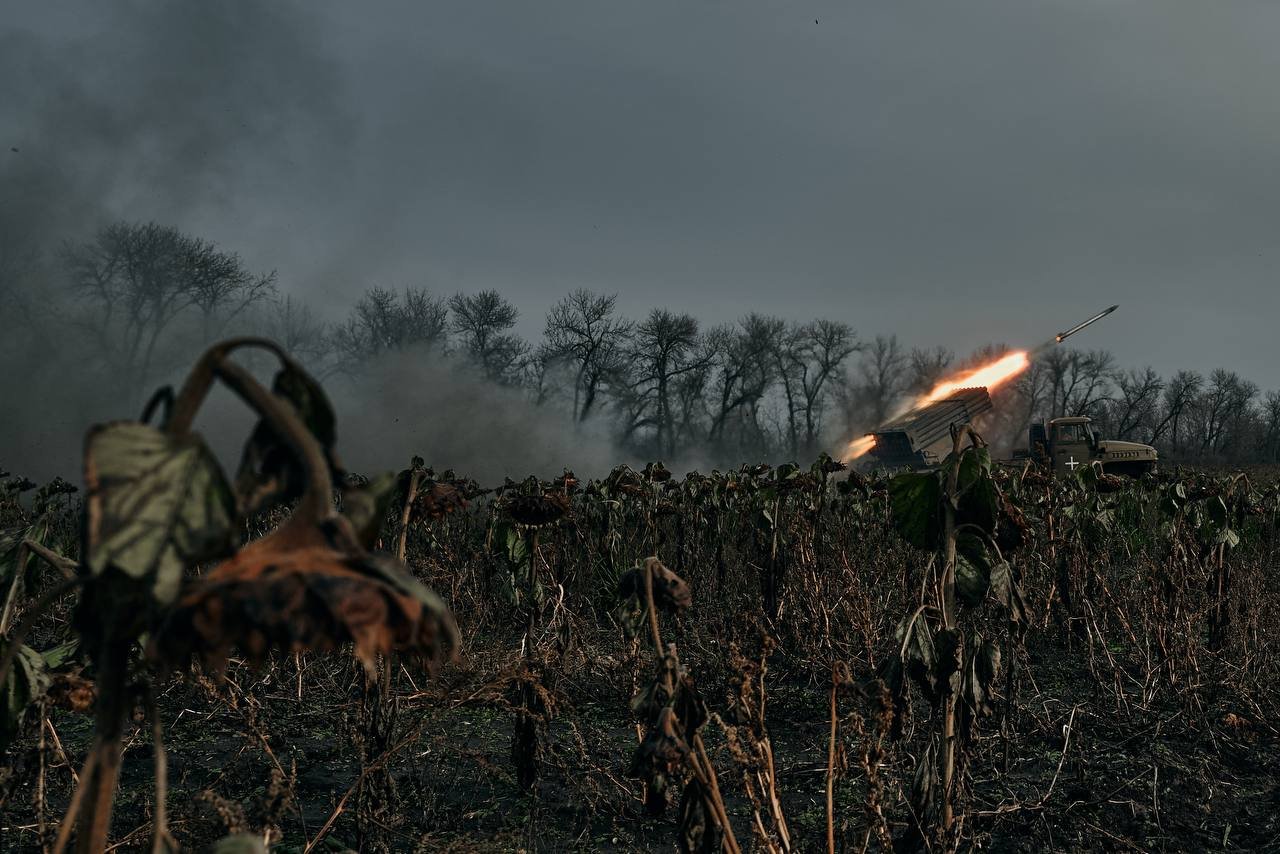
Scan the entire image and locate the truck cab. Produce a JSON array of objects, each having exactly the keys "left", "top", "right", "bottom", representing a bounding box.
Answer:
[{"left": 1029, "top": 416, "right": 1157, "bottom": 477}]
